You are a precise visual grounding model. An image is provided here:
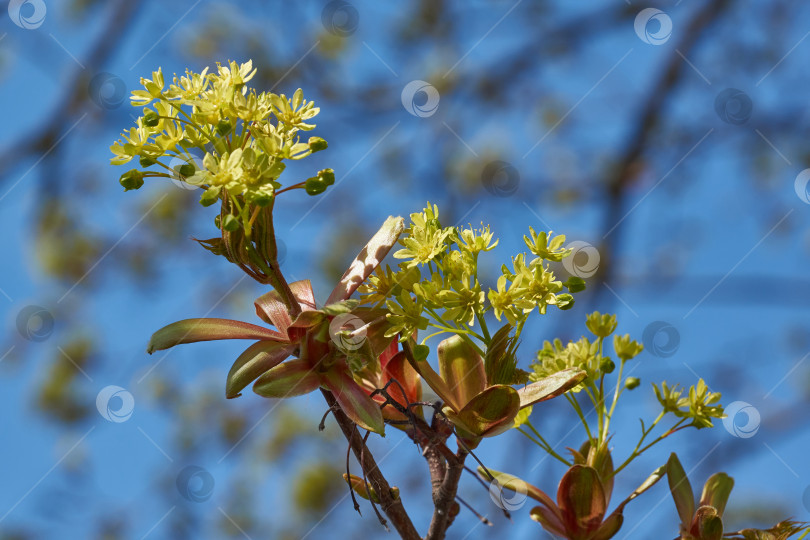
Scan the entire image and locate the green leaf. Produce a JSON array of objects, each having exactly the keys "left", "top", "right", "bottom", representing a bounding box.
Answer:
[
  {"left": 444, "top": 385, "right": 519, "bottom": 438},
  {"left": 516, "top": 368, "right": 587, "bottom": 408},
  {"left": 438, "top": 335, "right": 486, "bottom": 409},
  {"left": 252, "top": 359, "right": 321, "bottom": 398},
  {"left": 667, "top": 453, "right": 695, "bottom": 530},
  {"left": 484, "top": 324, "right": 523, "bottom": 385},
  {"left": 322, "top": 368, "right": 385, "bottom": 435},
  {"left": 147, "top": 318, "right": 286, "bottom": 354},
  {"left": 226, "top": 341, "right": 295, "bottom": 399},
  {"left": 699, "top": 473, "right": 734, "bottom": 518},
  {"left": 326, "top": 216, "right": 405, "bottom": 305}
]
